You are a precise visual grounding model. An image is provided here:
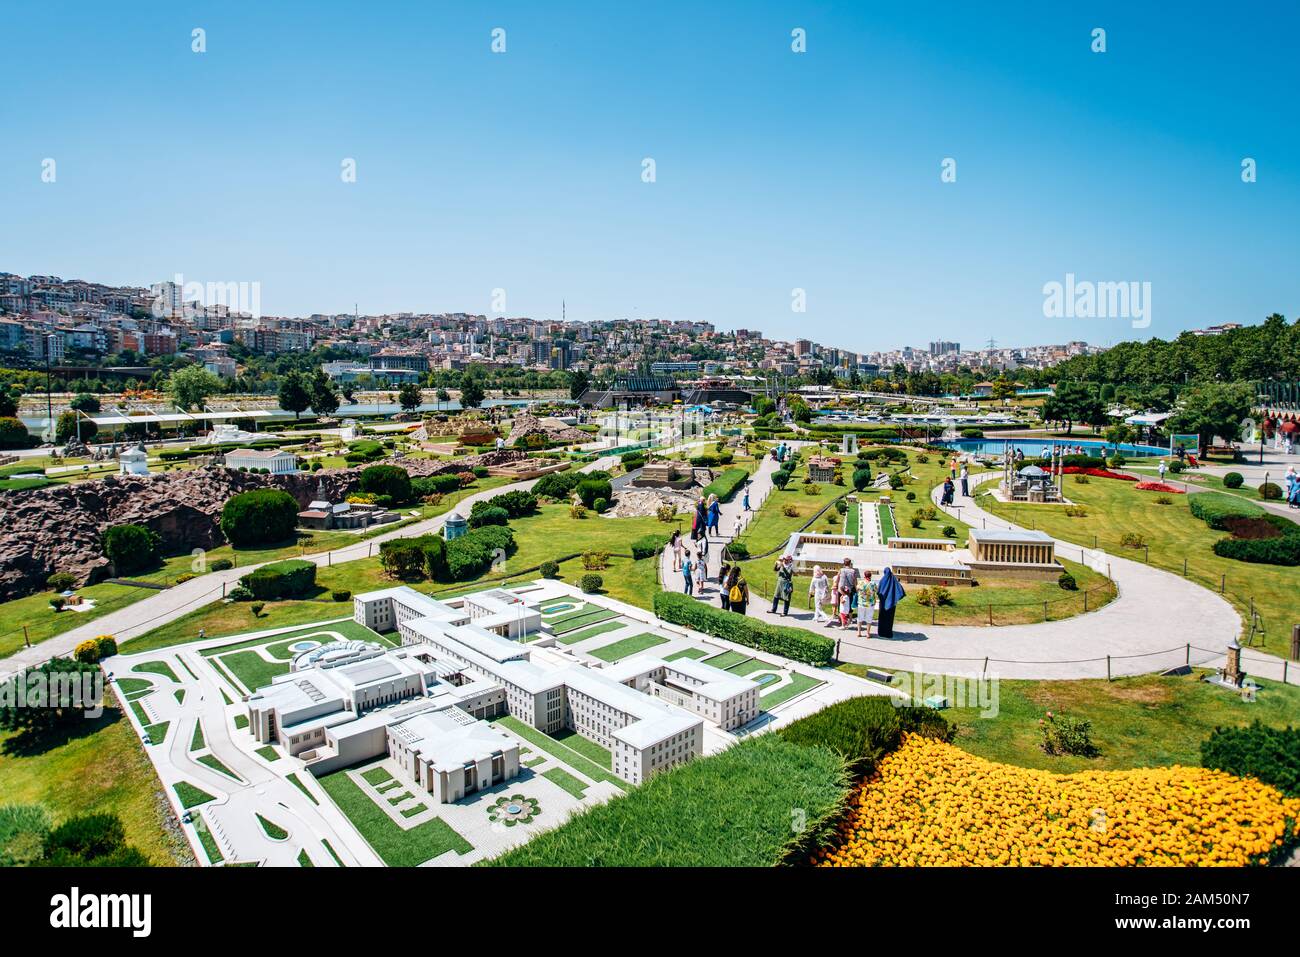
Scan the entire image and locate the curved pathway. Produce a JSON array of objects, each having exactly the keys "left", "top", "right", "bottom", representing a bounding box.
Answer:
[{"left": 662, "top": 456, "right": 1295, "bottom": 684}]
